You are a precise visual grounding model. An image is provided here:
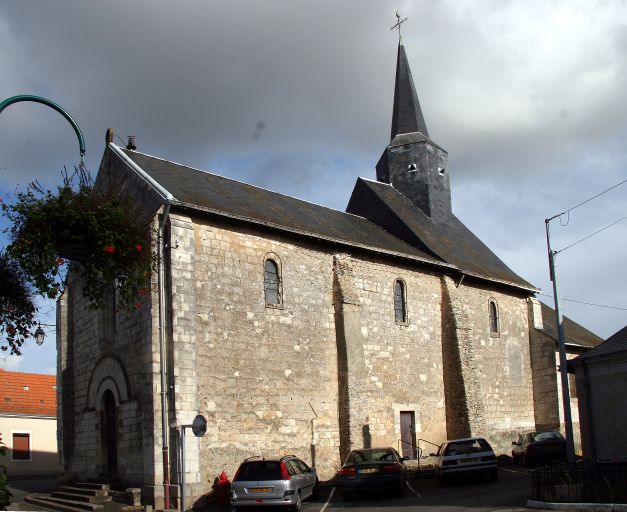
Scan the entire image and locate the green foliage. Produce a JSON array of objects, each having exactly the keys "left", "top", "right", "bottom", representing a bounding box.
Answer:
[
  {"left": 0, "top": 434, "right": 11, "bottom": 510},
  {"left": 2, "top": 168, "right": 157, "bottom": 315},
  {"left": 0, "top": 252, "right": 36, "bottom": 355}
]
